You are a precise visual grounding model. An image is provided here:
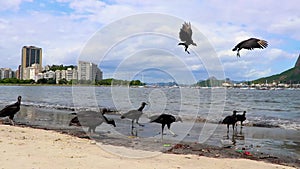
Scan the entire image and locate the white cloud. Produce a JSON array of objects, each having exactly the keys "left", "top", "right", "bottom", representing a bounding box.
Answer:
[
  {"left": 0, "top": 0, "right": 32, "bottom": 11},
  {"left": 0, "top": 0, "right": 299, "bottom": 82},
  {"left": 245, "top": 68, "right": 272, "bottom": 79},
  {"left": 269, "top": 17, "right": 300, "bottom": 40},
  {"left": 190, "top": 64, "right": 202, "bottom": 71}
]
